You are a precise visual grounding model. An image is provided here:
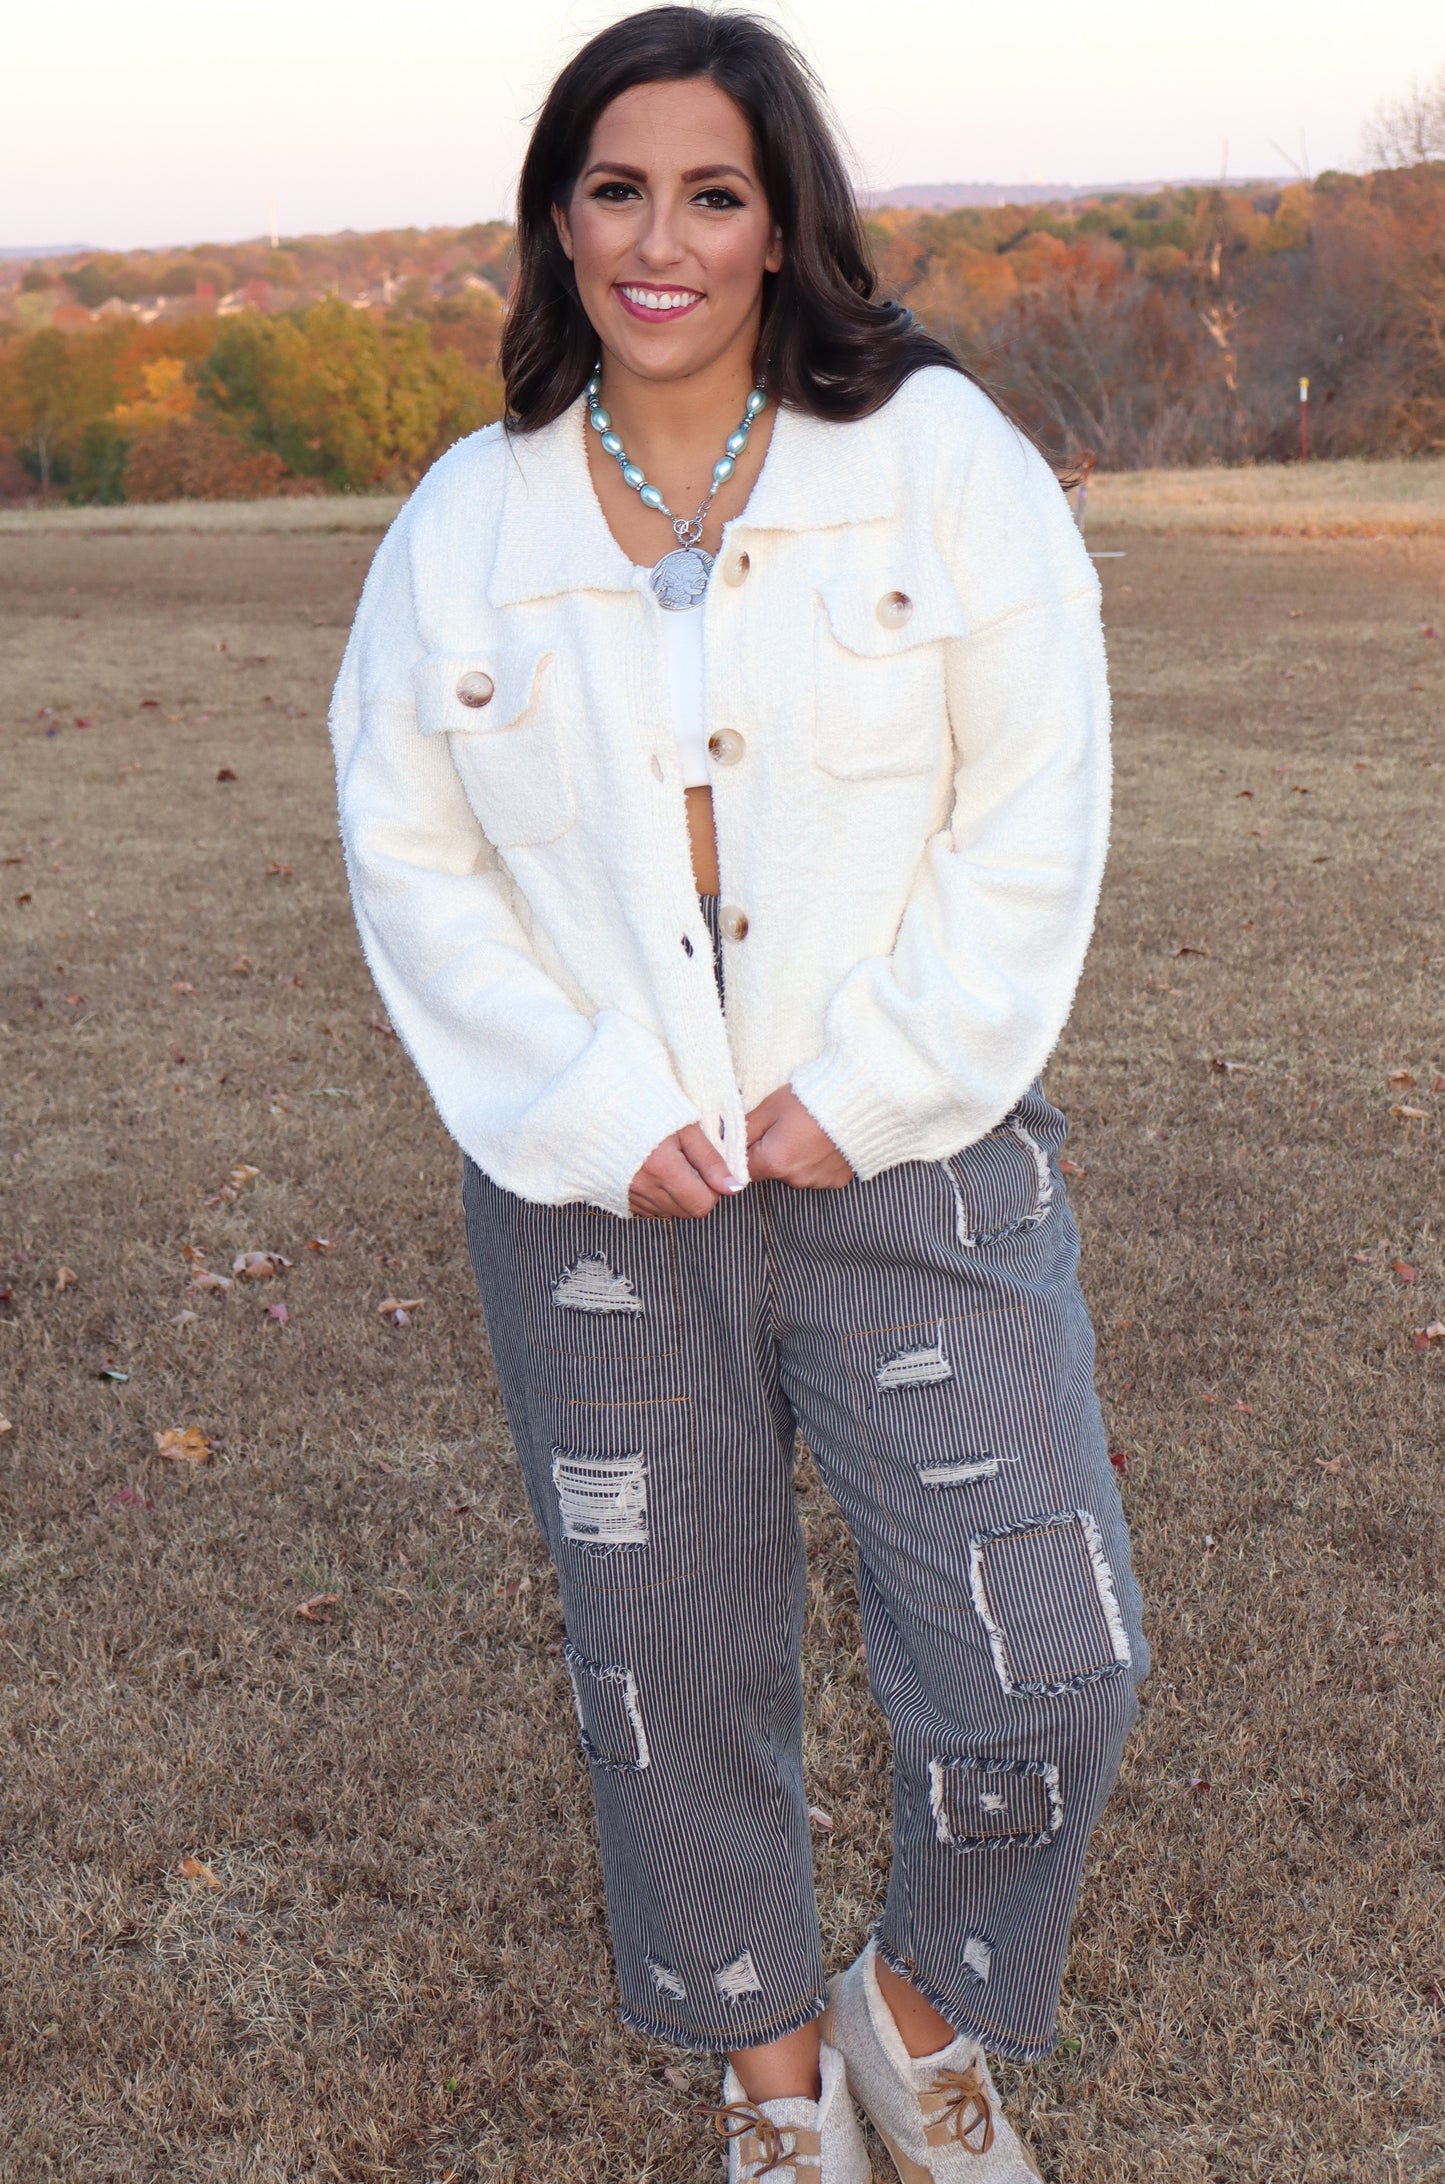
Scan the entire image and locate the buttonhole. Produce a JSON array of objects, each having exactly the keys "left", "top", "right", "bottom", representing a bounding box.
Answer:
[{"left": 681, "top": 935, "right": 694, "bottom": 957}]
